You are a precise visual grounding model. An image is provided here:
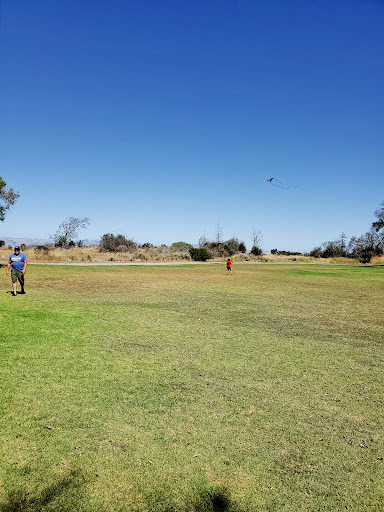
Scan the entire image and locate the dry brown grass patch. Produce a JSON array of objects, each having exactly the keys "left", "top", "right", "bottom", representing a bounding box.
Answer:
[{"left": 0, "top": 246, "right": 374, "bottom": 265}]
